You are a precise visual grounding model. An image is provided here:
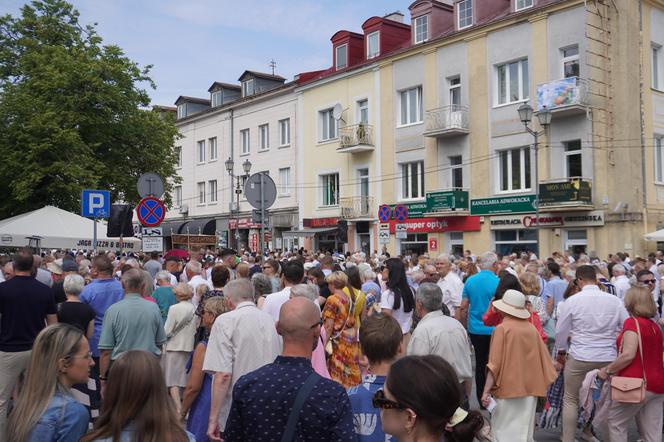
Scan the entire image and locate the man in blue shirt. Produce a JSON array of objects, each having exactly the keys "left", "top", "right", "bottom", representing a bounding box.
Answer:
[
  {"left": 458, "top": 251, "right": 499, "bottom": 406},
  {"left": 224, "top": 297, "right": 355, "bottom": 442},
  {"left": 347, "top": 314, "right": 403, "bottom": 441},
  {"left": 542, "top": 261, "right": 568, "bottom": 318}
]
